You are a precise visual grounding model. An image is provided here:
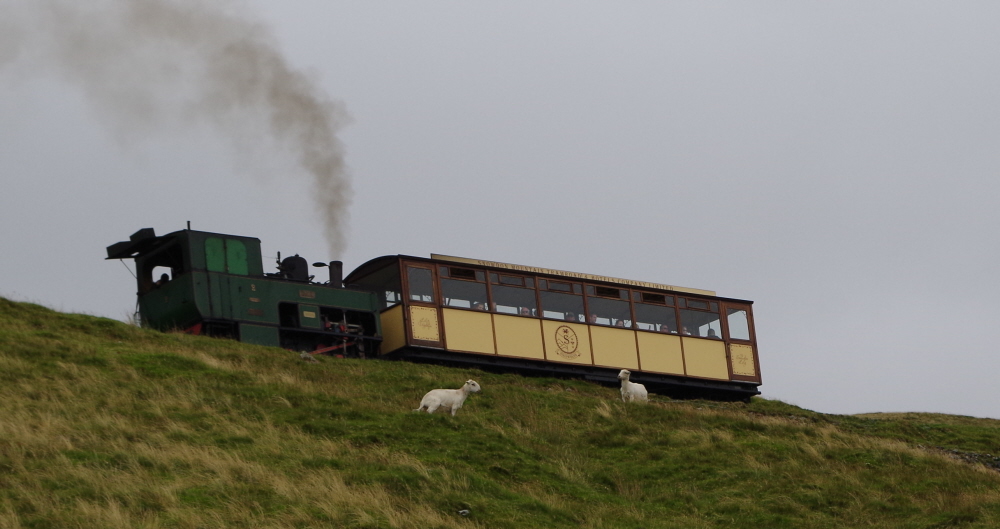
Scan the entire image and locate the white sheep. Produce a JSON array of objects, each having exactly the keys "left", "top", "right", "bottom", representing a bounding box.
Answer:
[
  {"left": 414, "top": 380, "right": 482, "bottom": 416},
  {"left": 299, "top": 352, "right": 319, "bottom": 363},
  {"left": 618, "top": 369, "right": 648, "bottom": 403}
]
